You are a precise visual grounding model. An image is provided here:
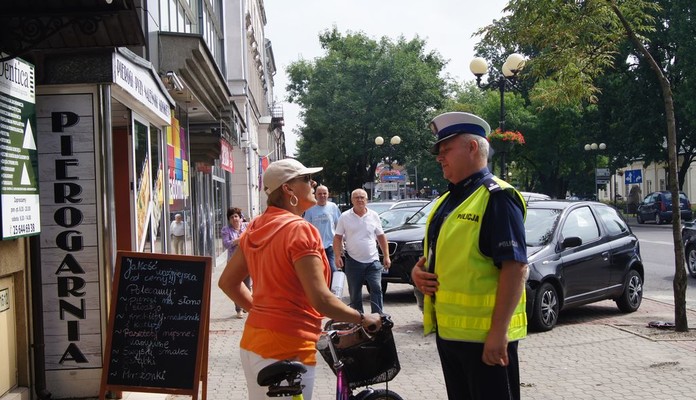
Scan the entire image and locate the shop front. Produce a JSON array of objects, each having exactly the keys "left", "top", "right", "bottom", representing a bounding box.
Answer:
[{"left": 34, "top": 47, "right": 176, "bottom": 399}]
